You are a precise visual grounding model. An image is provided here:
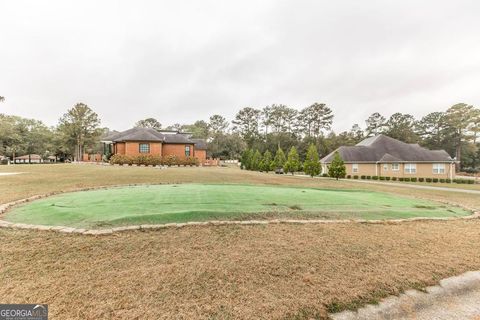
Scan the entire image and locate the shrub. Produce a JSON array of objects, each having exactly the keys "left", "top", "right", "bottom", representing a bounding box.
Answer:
[
  {"left": 183, "top": 156, "right": 199, "bottom": 166},
  {"left": 446, "top": 178, "right": 452, "bottom": 183},
  {"left": 303, "top": 144, "right": 321, "bottom": 177},
  {"left": 284, "top": 147, "right": 301, "bottom": 175},
  {"left": 163, "top": 155, "right": 179, "bottom": 166},
  {"left": 145, "top": 154, "right": 162, "bottom": 166},
  {"left": 366, "top": 176, "right": 371, "bottom": 180},
  {"left": 398, "top": 177, "right": 404, "bottom": 181},
  {"left": 404, "top": 177, "right": 411, "bottom": 182},
  {"left": 467, "top": 179, "right": 475, "bottom": 184},
  {"left": 322, "top": 173, "right": 329, "bottom": 177},
  {"left": 110, "top": 154, "right": 129, "bottom": 165},
  {"left": 439, "top": 178, "right": 446, "bottom": 183},
  {"left": 410, "top": 178, "right": 417, "bottom": 182},
  {"left": 426, "top": 178, "right": 432, "bottom": 182},
  {"left": 385, "top": 176, "right": 391, "bottom": 181},
  {"left": 418, "top": 177, "right": 424, "bottom": 182},
  {"left": 391, "top": 177, "right": 397, "bottom": 181},
  {"left": 360, "top": 175, "right": 366, "bottom": 179},
  {"left": 273, "top": 147, "right": 287, "bottom": 171},
  {"left": 353, "top": 175, "right": 359, "bottom": 179},
  {"left": 346, "top": 175, "right": 351, "bottom": 179},
  {"left": 432, "top": 178, "right": 439, "bottom": 183},
  {"left": 327, "top": 151, "right": 346, "bottom": 180}
]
